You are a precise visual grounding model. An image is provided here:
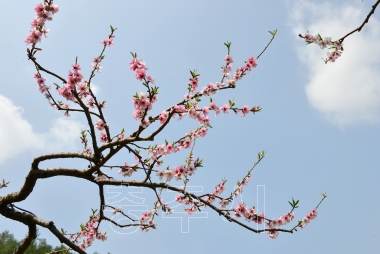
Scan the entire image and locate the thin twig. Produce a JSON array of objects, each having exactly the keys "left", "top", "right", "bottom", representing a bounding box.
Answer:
[{"left": 338, "top": 0, "right": 380, "bottom": 42}]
